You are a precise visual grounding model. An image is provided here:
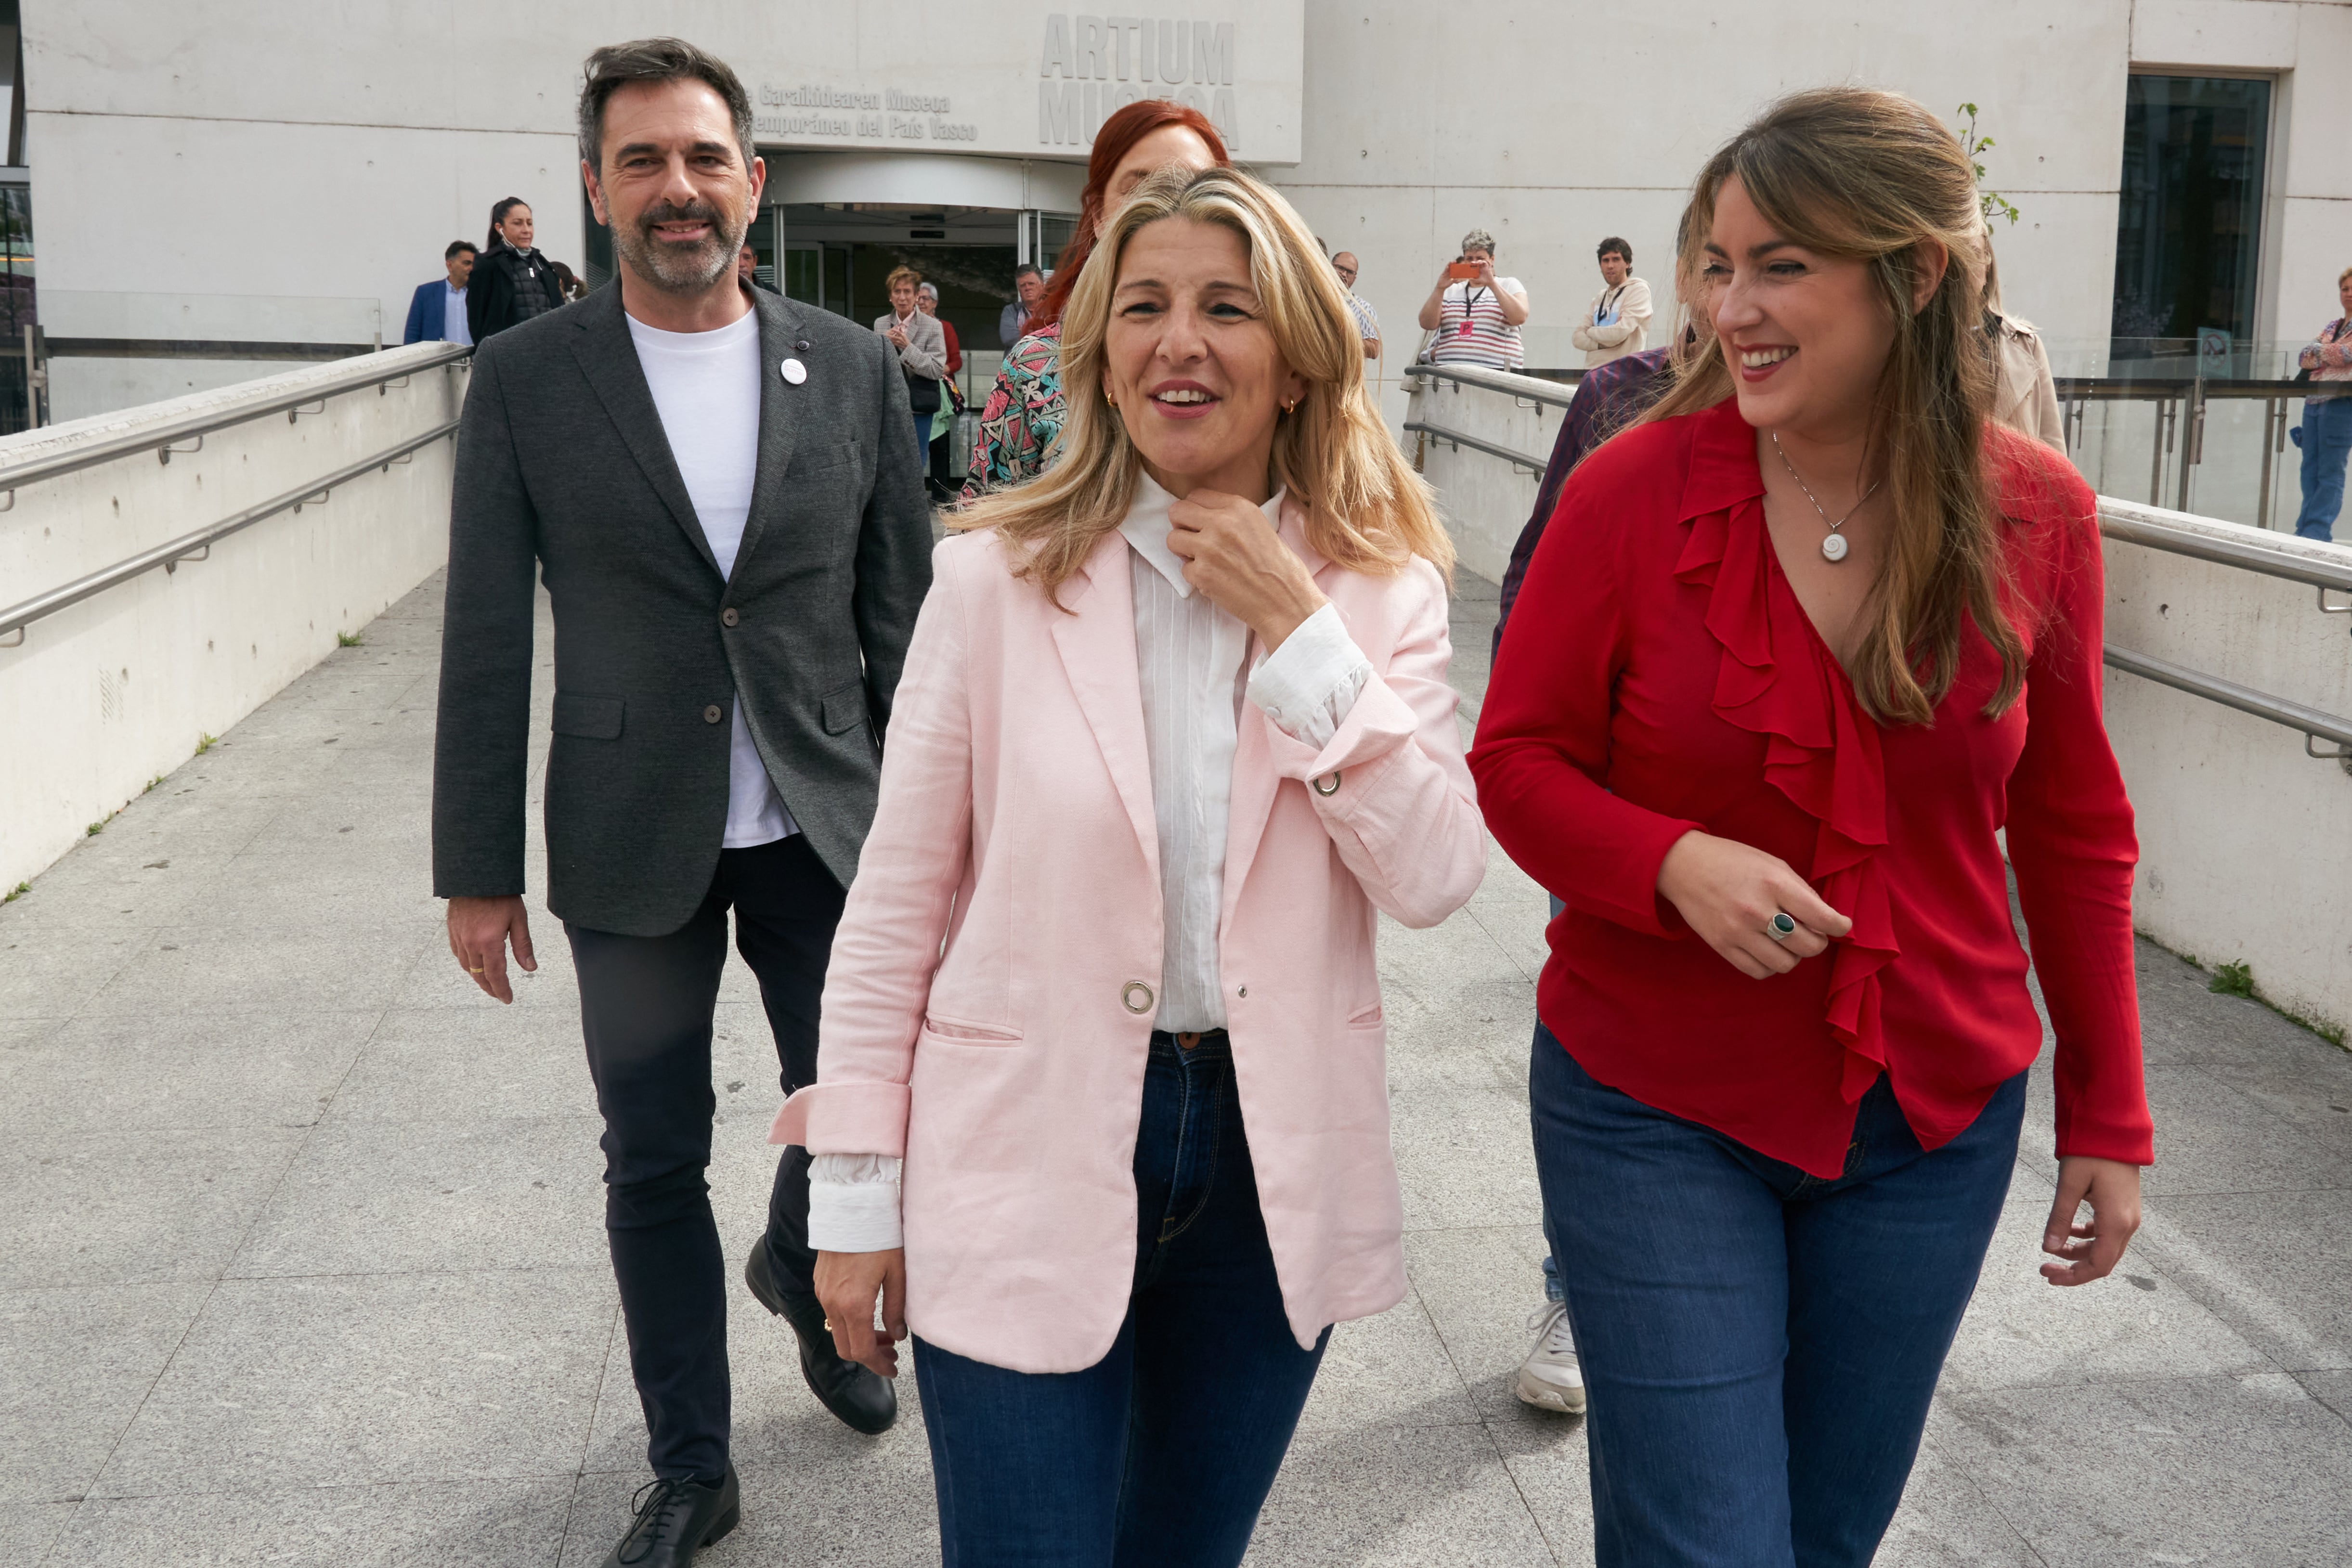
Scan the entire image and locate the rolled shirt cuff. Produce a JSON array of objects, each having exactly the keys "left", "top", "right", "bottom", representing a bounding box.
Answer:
[
  {"left": 806, "top": 1152, "right": 904, "bottom": 1252},
  {"left": 1247, "top": 602, "right": 1374, "bottom": 751}
]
